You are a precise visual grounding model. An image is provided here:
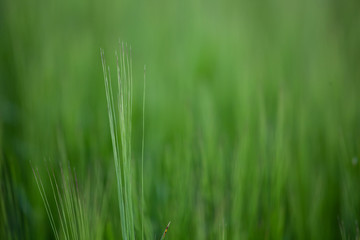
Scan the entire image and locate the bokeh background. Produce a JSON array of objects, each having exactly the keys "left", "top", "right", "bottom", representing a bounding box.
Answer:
[{"left": 1, "top": 0, "right": 360, "bottom": 239}]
